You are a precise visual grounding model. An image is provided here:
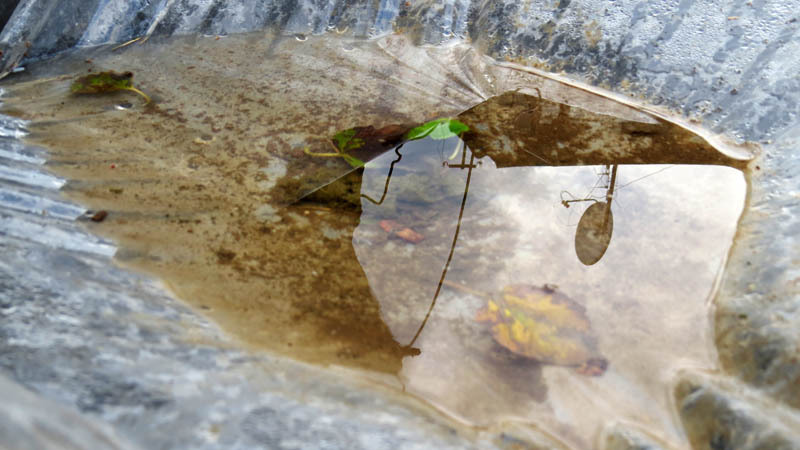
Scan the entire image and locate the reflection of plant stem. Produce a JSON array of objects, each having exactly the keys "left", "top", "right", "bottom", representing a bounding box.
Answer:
[
  {"left": 447, "top": 139, "right": 463, "bottom": 160},
  {"left": 406, "top": 151, "right": 475, "bottom": 349},
  {"left": 604, "top": 164, "right": 617, "bottom": 229},
  {"left": 361, "top": 145, "right": 403, "bottom": 205}
]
